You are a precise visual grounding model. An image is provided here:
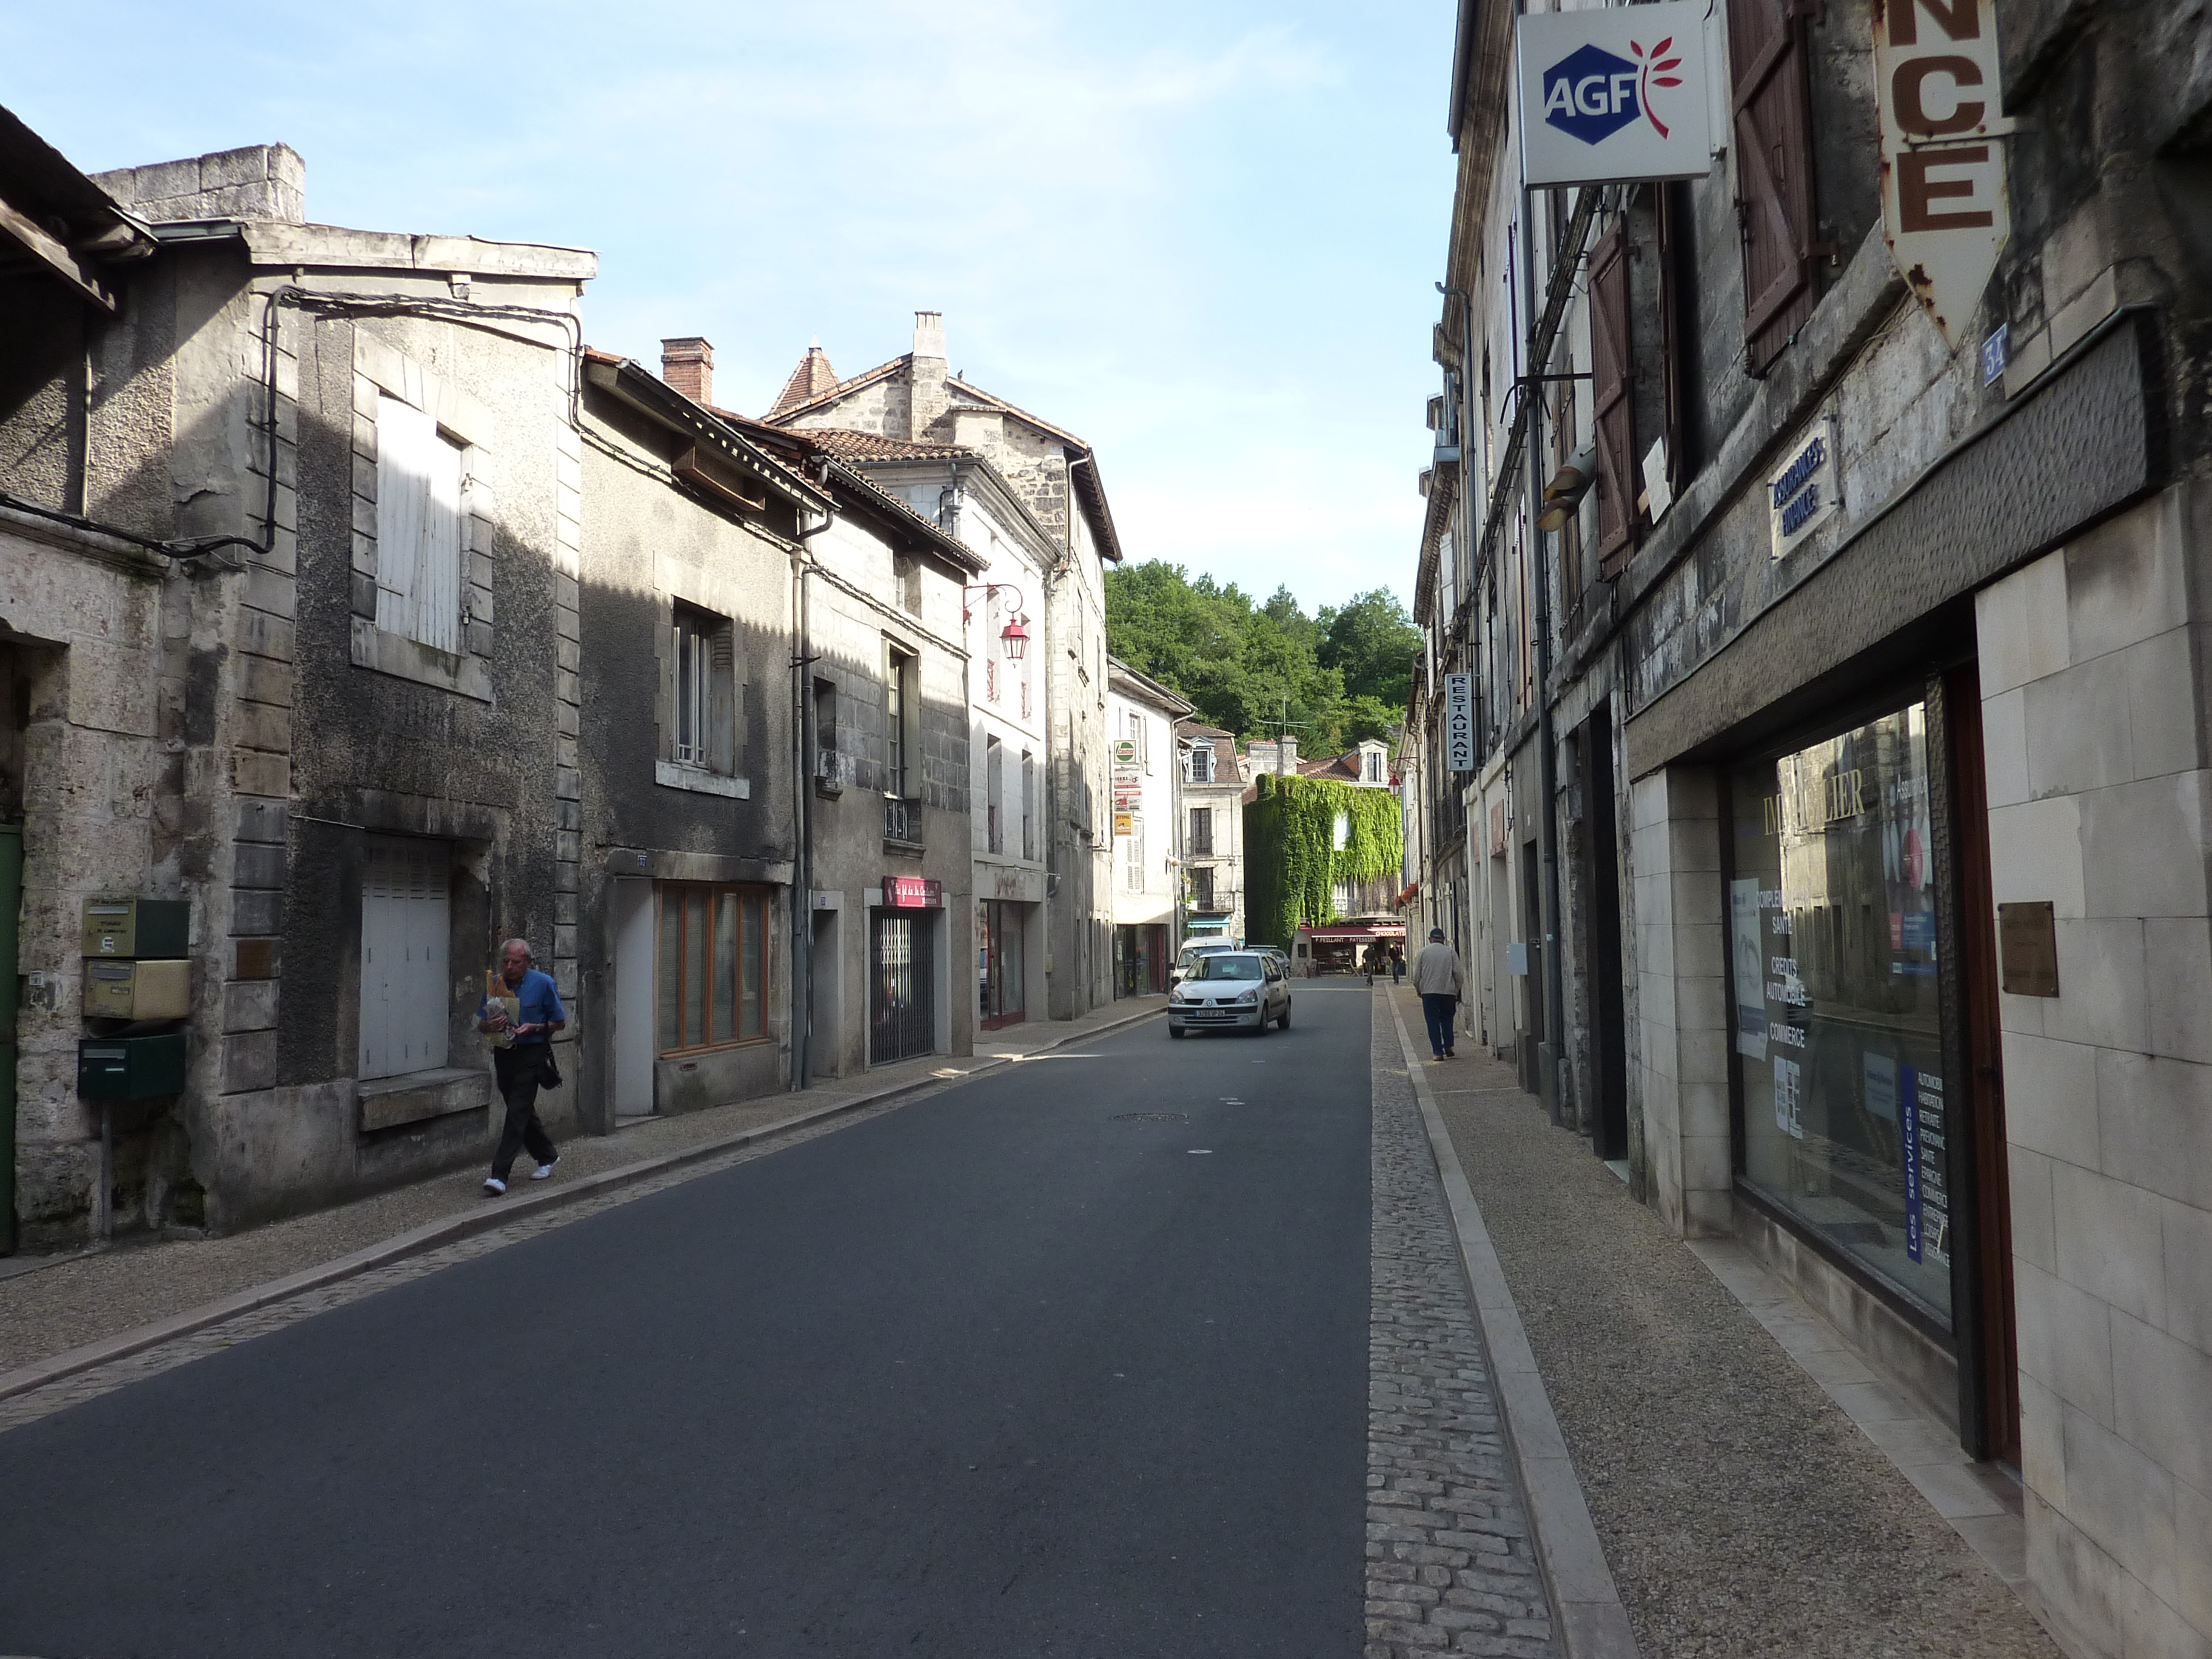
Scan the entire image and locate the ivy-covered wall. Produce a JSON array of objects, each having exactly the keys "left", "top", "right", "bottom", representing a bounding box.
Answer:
[{"left": 1242, "top": 774, "right": 1403, "bottom": 948}]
